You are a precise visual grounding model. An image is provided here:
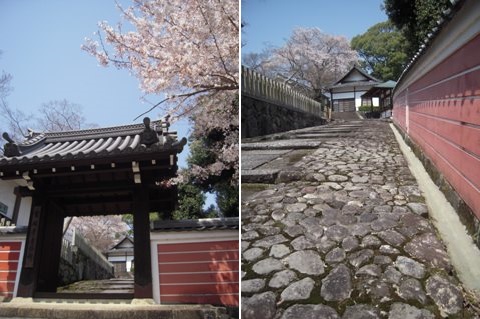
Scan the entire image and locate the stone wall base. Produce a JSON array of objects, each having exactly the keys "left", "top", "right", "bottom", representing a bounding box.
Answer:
[
  {"left": 242, "top": 95, "right": 327, "bottom": 138},
  {"left": 393, "top": 123, "right": 480, "bottom": 249}
]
